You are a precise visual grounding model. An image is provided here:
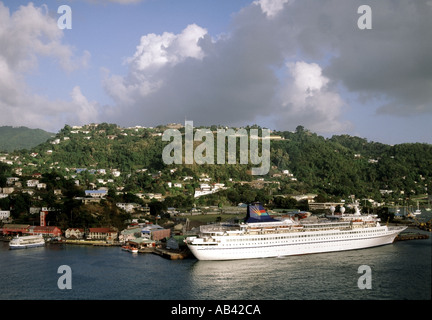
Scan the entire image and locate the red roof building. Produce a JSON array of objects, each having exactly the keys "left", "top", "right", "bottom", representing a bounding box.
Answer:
[
  {"left": 29, "top": 226, "right": 62, "bottom": 237},
  {"left": 1, "top": 224, "right": 30, "bottom": 235}
]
